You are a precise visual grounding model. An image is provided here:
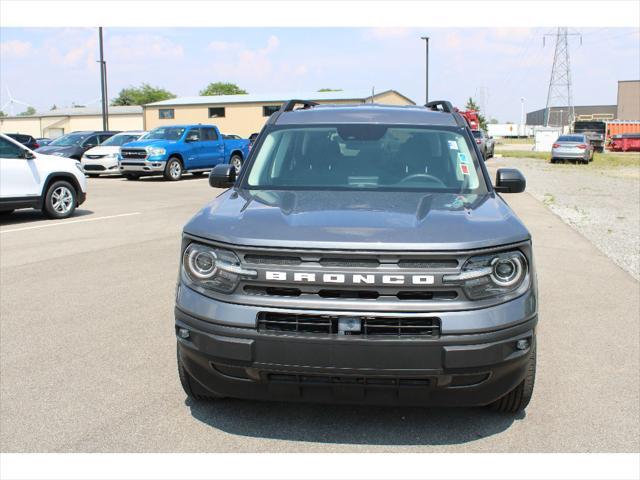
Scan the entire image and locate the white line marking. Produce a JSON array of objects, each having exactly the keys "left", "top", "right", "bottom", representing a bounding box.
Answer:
[{"left": 0, "top": 212, "right": 142, "bottom": 233}]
